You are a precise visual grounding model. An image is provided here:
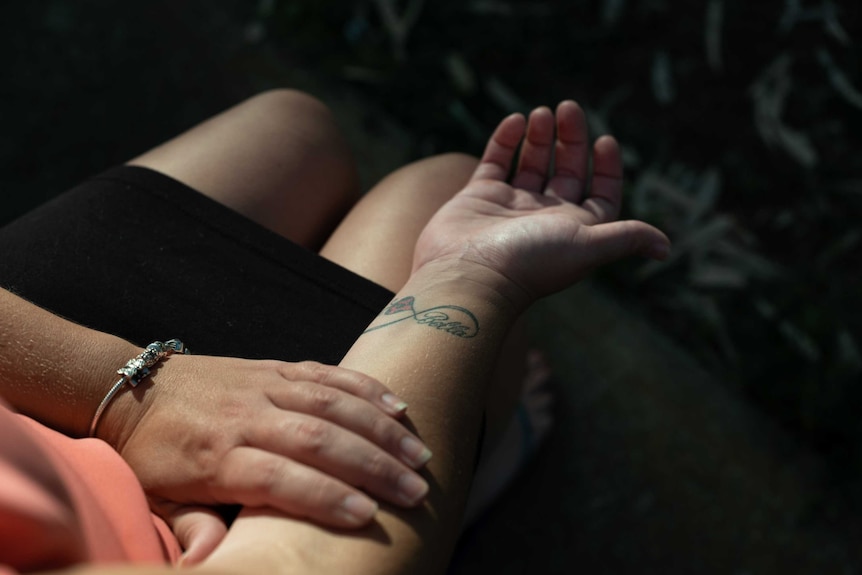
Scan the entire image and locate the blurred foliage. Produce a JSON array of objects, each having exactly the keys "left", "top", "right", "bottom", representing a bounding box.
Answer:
[{"left": 257, "top": 0, "right": 862, "bottom": 488}]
